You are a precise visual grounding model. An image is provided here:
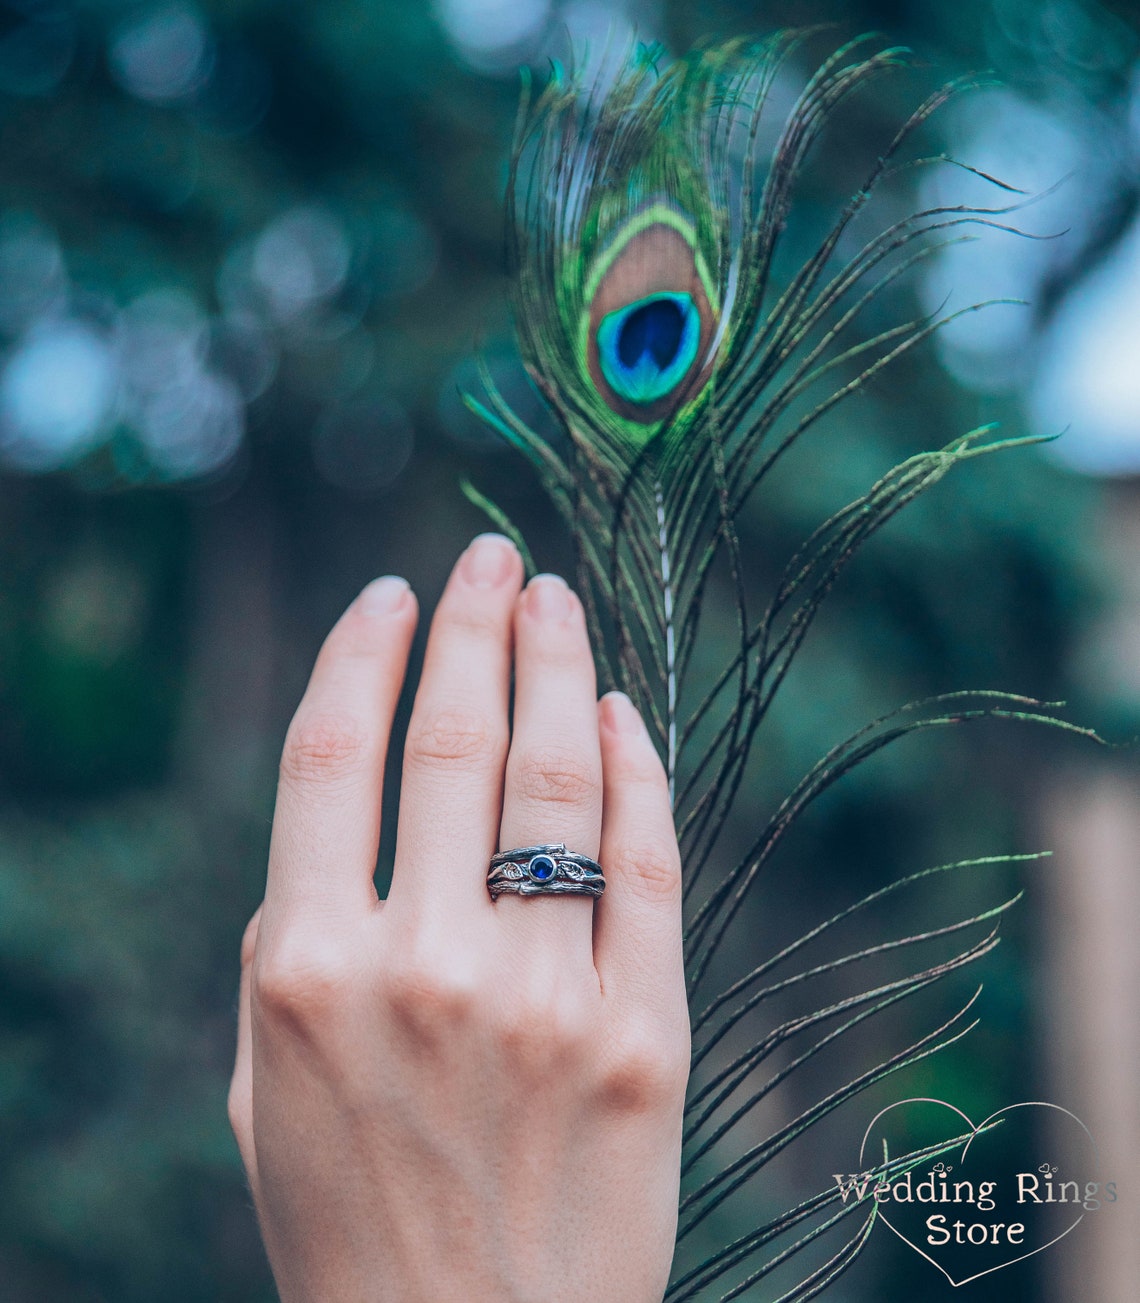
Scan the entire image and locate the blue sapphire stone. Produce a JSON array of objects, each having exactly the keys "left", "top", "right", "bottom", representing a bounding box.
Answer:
[{"left": 528, "top": 854, "right": 556, "bottom": 883}]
